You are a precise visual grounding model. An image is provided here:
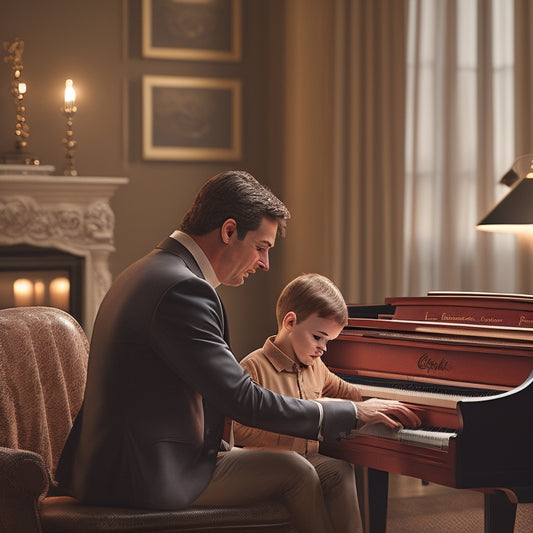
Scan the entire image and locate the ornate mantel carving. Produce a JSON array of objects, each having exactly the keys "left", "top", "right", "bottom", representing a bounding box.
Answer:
[{"left": 0, "top": 174, "right": 128, "bottom": 336}]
